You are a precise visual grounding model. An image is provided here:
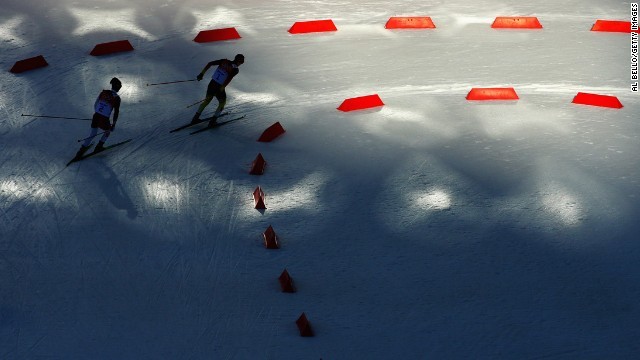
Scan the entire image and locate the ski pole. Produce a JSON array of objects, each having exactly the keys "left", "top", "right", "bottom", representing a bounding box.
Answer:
[
  {"left": 186, "top": 99, "right": 205, "bottom": 108},
  {"left": 146, "top": 79, "right": 196, "bottom": 86},
  {"left": 77, "top": 131, "right": 106, "bottom": 143},
  {"left": 21, "top": 114, "right": 92, "bottom": 121}
]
